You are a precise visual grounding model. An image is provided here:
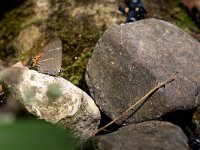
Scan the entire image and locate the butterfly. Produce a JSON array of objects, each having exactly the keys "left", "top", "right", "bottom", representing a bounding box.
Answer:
[{"left": 30, "top": 39, "right": 62, "bottom": 76}]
